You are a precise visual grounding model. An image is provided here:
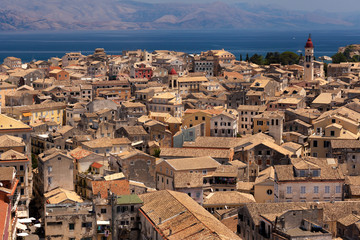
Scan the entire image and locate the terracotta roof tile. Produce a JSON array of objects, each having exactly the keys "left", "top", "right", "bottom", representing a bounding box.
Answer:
[{"left": 92, "top": 179, "right": 130, "bottom": 199}]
